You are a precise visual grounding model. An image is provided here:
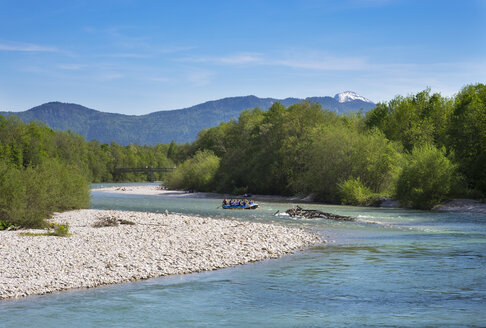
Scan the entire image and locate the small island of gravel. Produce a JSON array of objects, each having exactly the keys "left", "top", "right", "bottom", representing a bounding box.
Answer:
[{"left": 0, "top": 209, "right": 322, "bottom": 300}]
